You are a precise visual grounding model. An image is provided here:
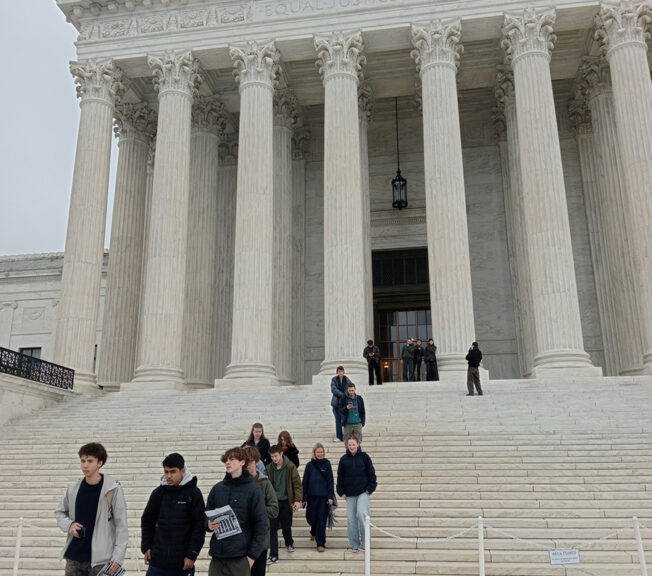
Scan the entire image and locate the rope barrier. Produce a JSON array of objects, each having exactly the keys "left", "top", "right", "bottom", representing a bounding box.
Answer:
[{"left": 369, "top": 519, "right": 478, "bottom": 543}]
